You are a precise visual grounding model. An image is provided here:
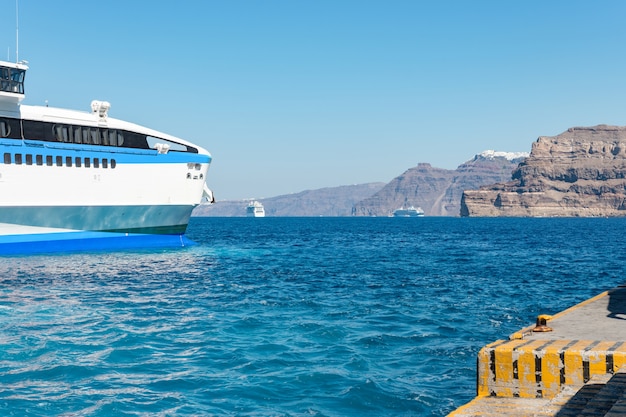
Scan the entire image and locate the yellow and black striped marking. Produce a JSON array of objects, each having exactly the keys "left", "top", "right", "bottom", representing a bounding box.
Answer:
[{"left": 477, "top": 339, "right": 626, "bottom": 399}]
